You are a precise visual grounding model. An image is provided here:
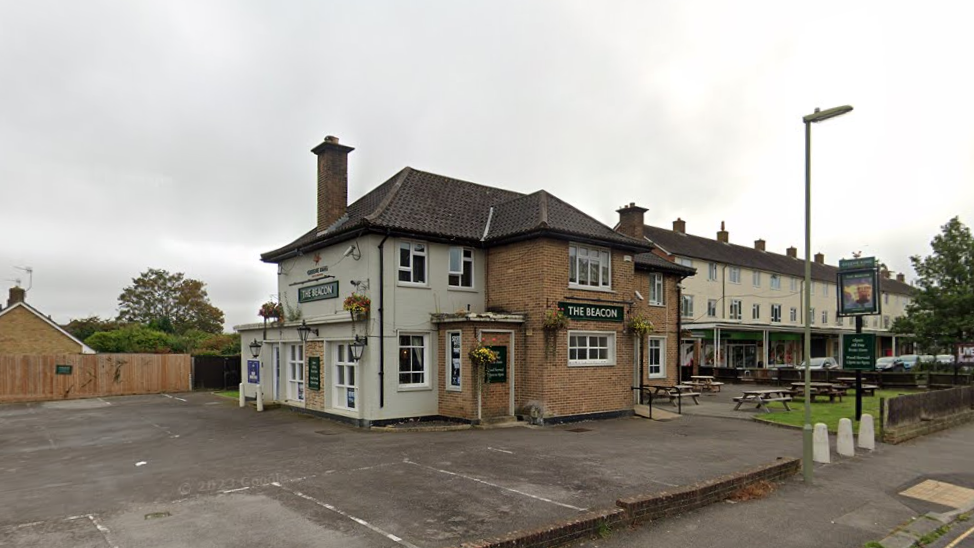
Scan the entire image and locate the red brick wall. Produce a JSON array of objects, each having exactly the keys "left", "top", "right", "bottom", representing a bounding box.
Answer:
[
  {"left": 437, "top": 323, "right": 521, "bottom": 421},
  {"left": 632, "top": 270, "right": 682, "bottom": 388}
]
